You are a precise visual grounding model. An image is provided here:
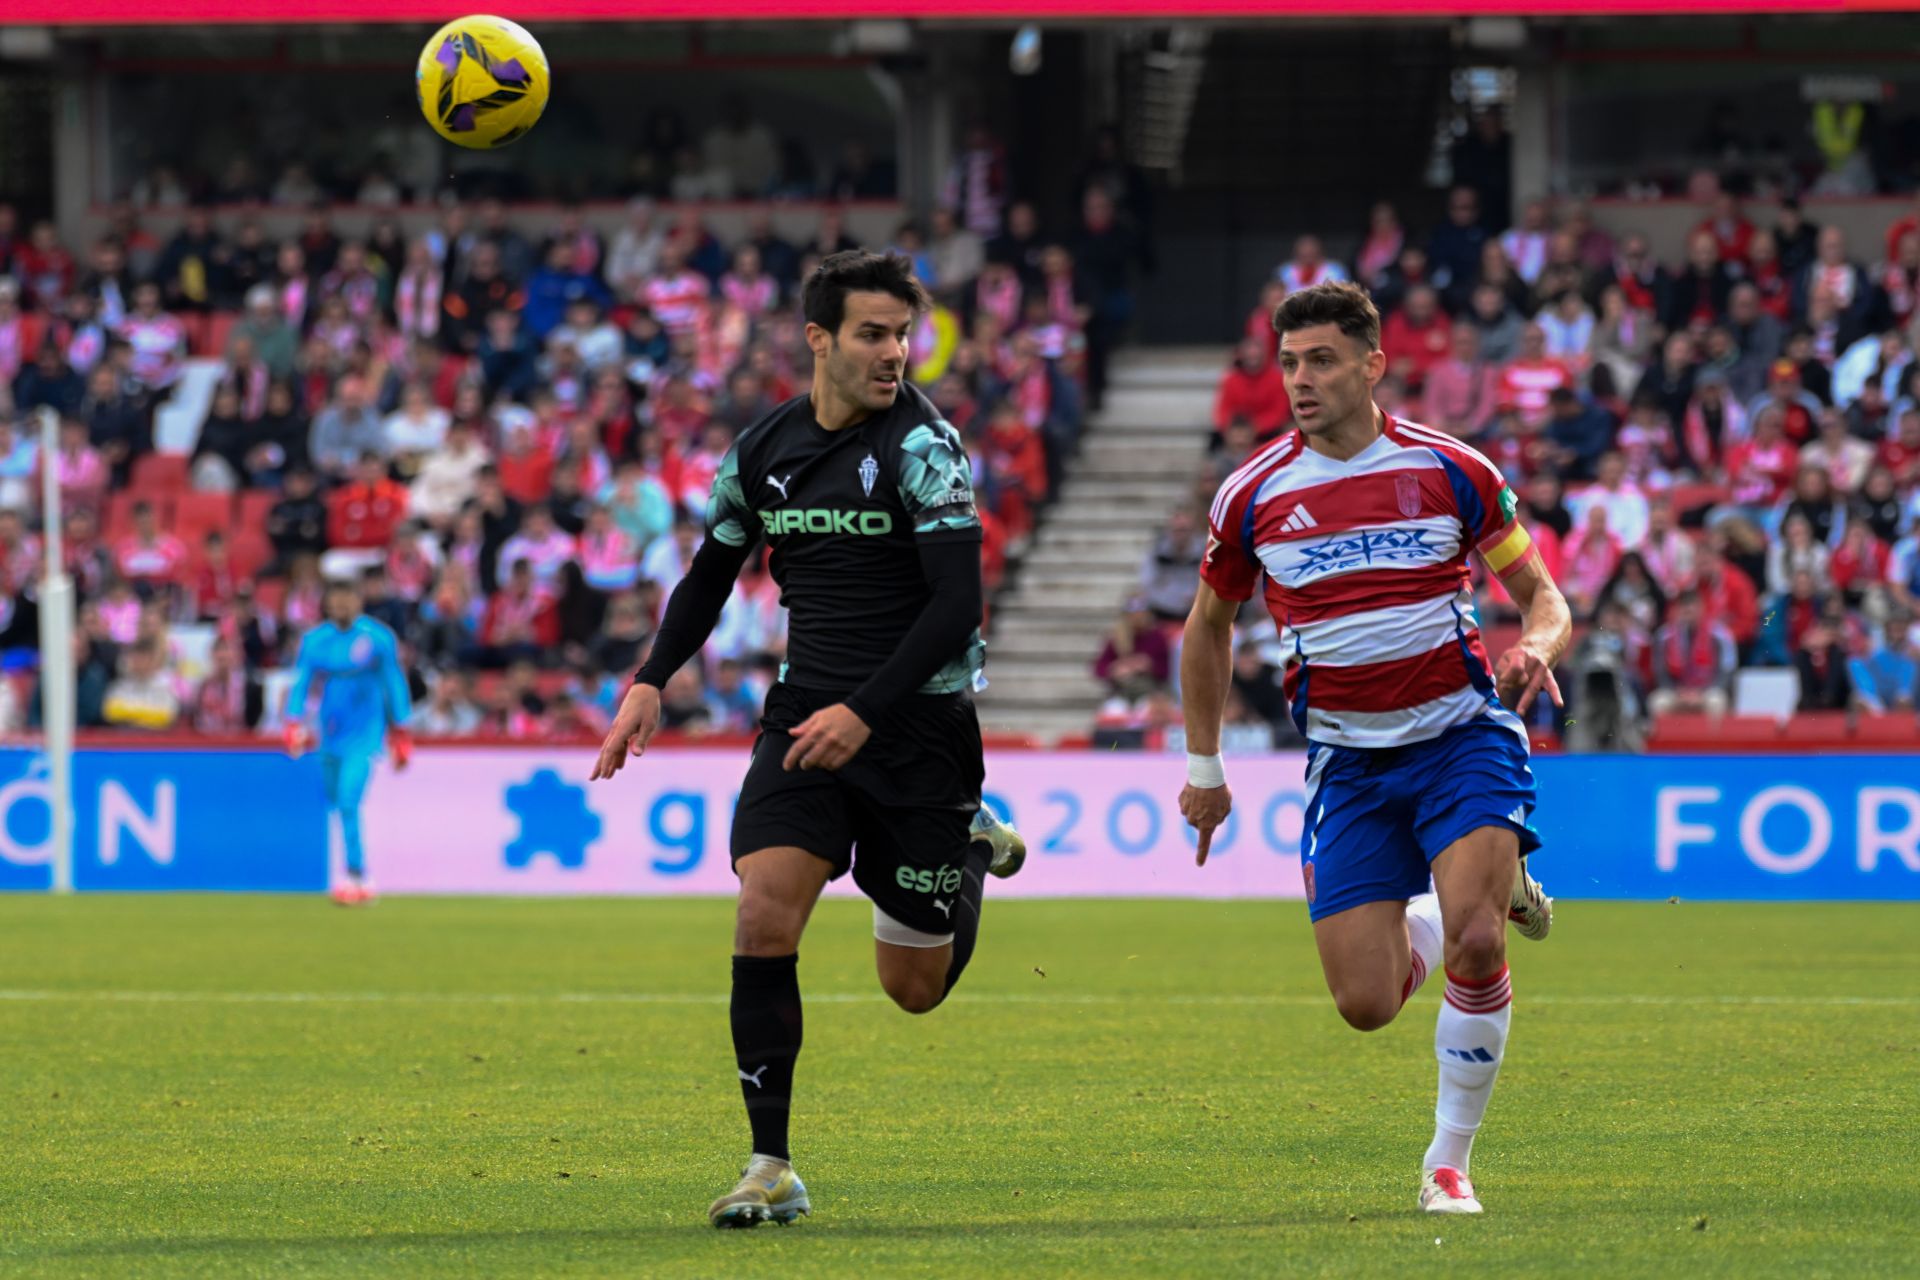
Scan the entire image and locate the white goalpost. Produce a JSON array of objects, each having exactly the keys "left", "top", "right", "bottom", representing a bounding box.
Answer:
[{"left": 37, "top": 406, "right": 75, "bottom": 895}]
